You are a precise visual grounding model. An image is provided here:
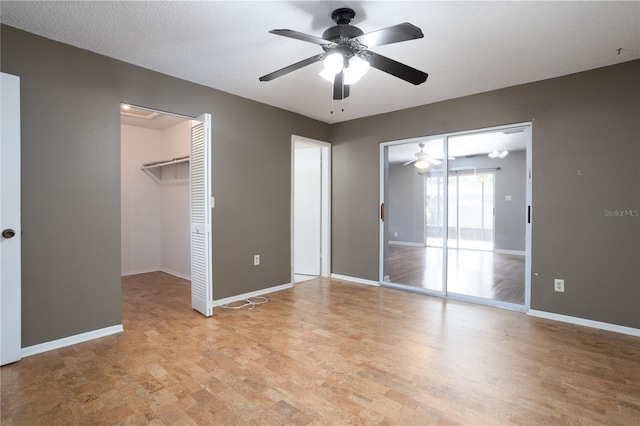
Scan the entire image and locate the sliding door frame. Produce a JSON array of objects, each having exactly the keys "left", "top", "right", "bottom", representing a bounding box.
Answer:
[{"left": 379, "top": 122, "right": 532, "bottom": 312}]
